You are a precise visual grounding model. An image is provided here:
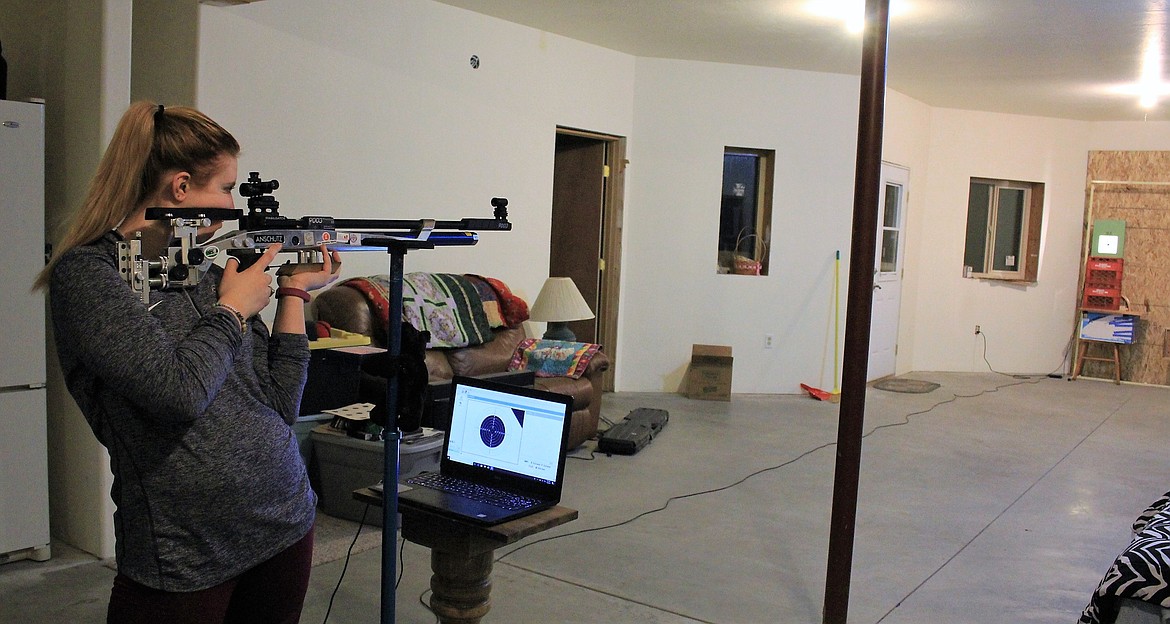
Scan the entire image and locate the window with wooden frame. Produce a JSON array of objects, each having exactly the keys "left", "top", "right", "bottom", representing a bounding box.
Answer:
[
  {"left": 717, "top": 147, "right": 774, "bottom": 276},
  {"left": 963, "top": 177, "right": 1044, "bottom": 282}
]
